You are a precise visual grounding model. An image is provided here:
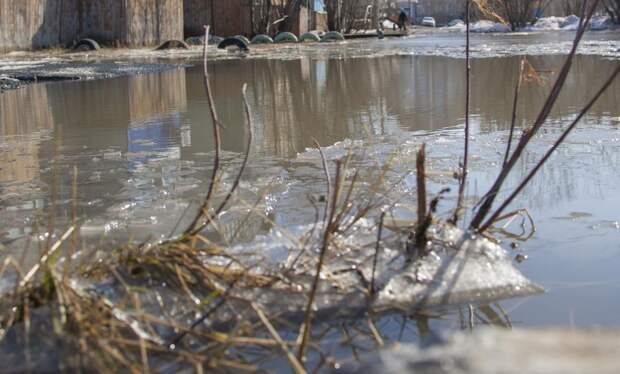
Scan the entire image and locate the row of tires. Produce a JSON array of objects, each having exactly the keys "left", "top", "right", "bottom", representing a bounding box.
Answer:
[
  {"left": 217, "top": 31, "right": 345, "bottom": 51},
  {"left": 69, "top": 31, "right": 345, "bottom": 52}
]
